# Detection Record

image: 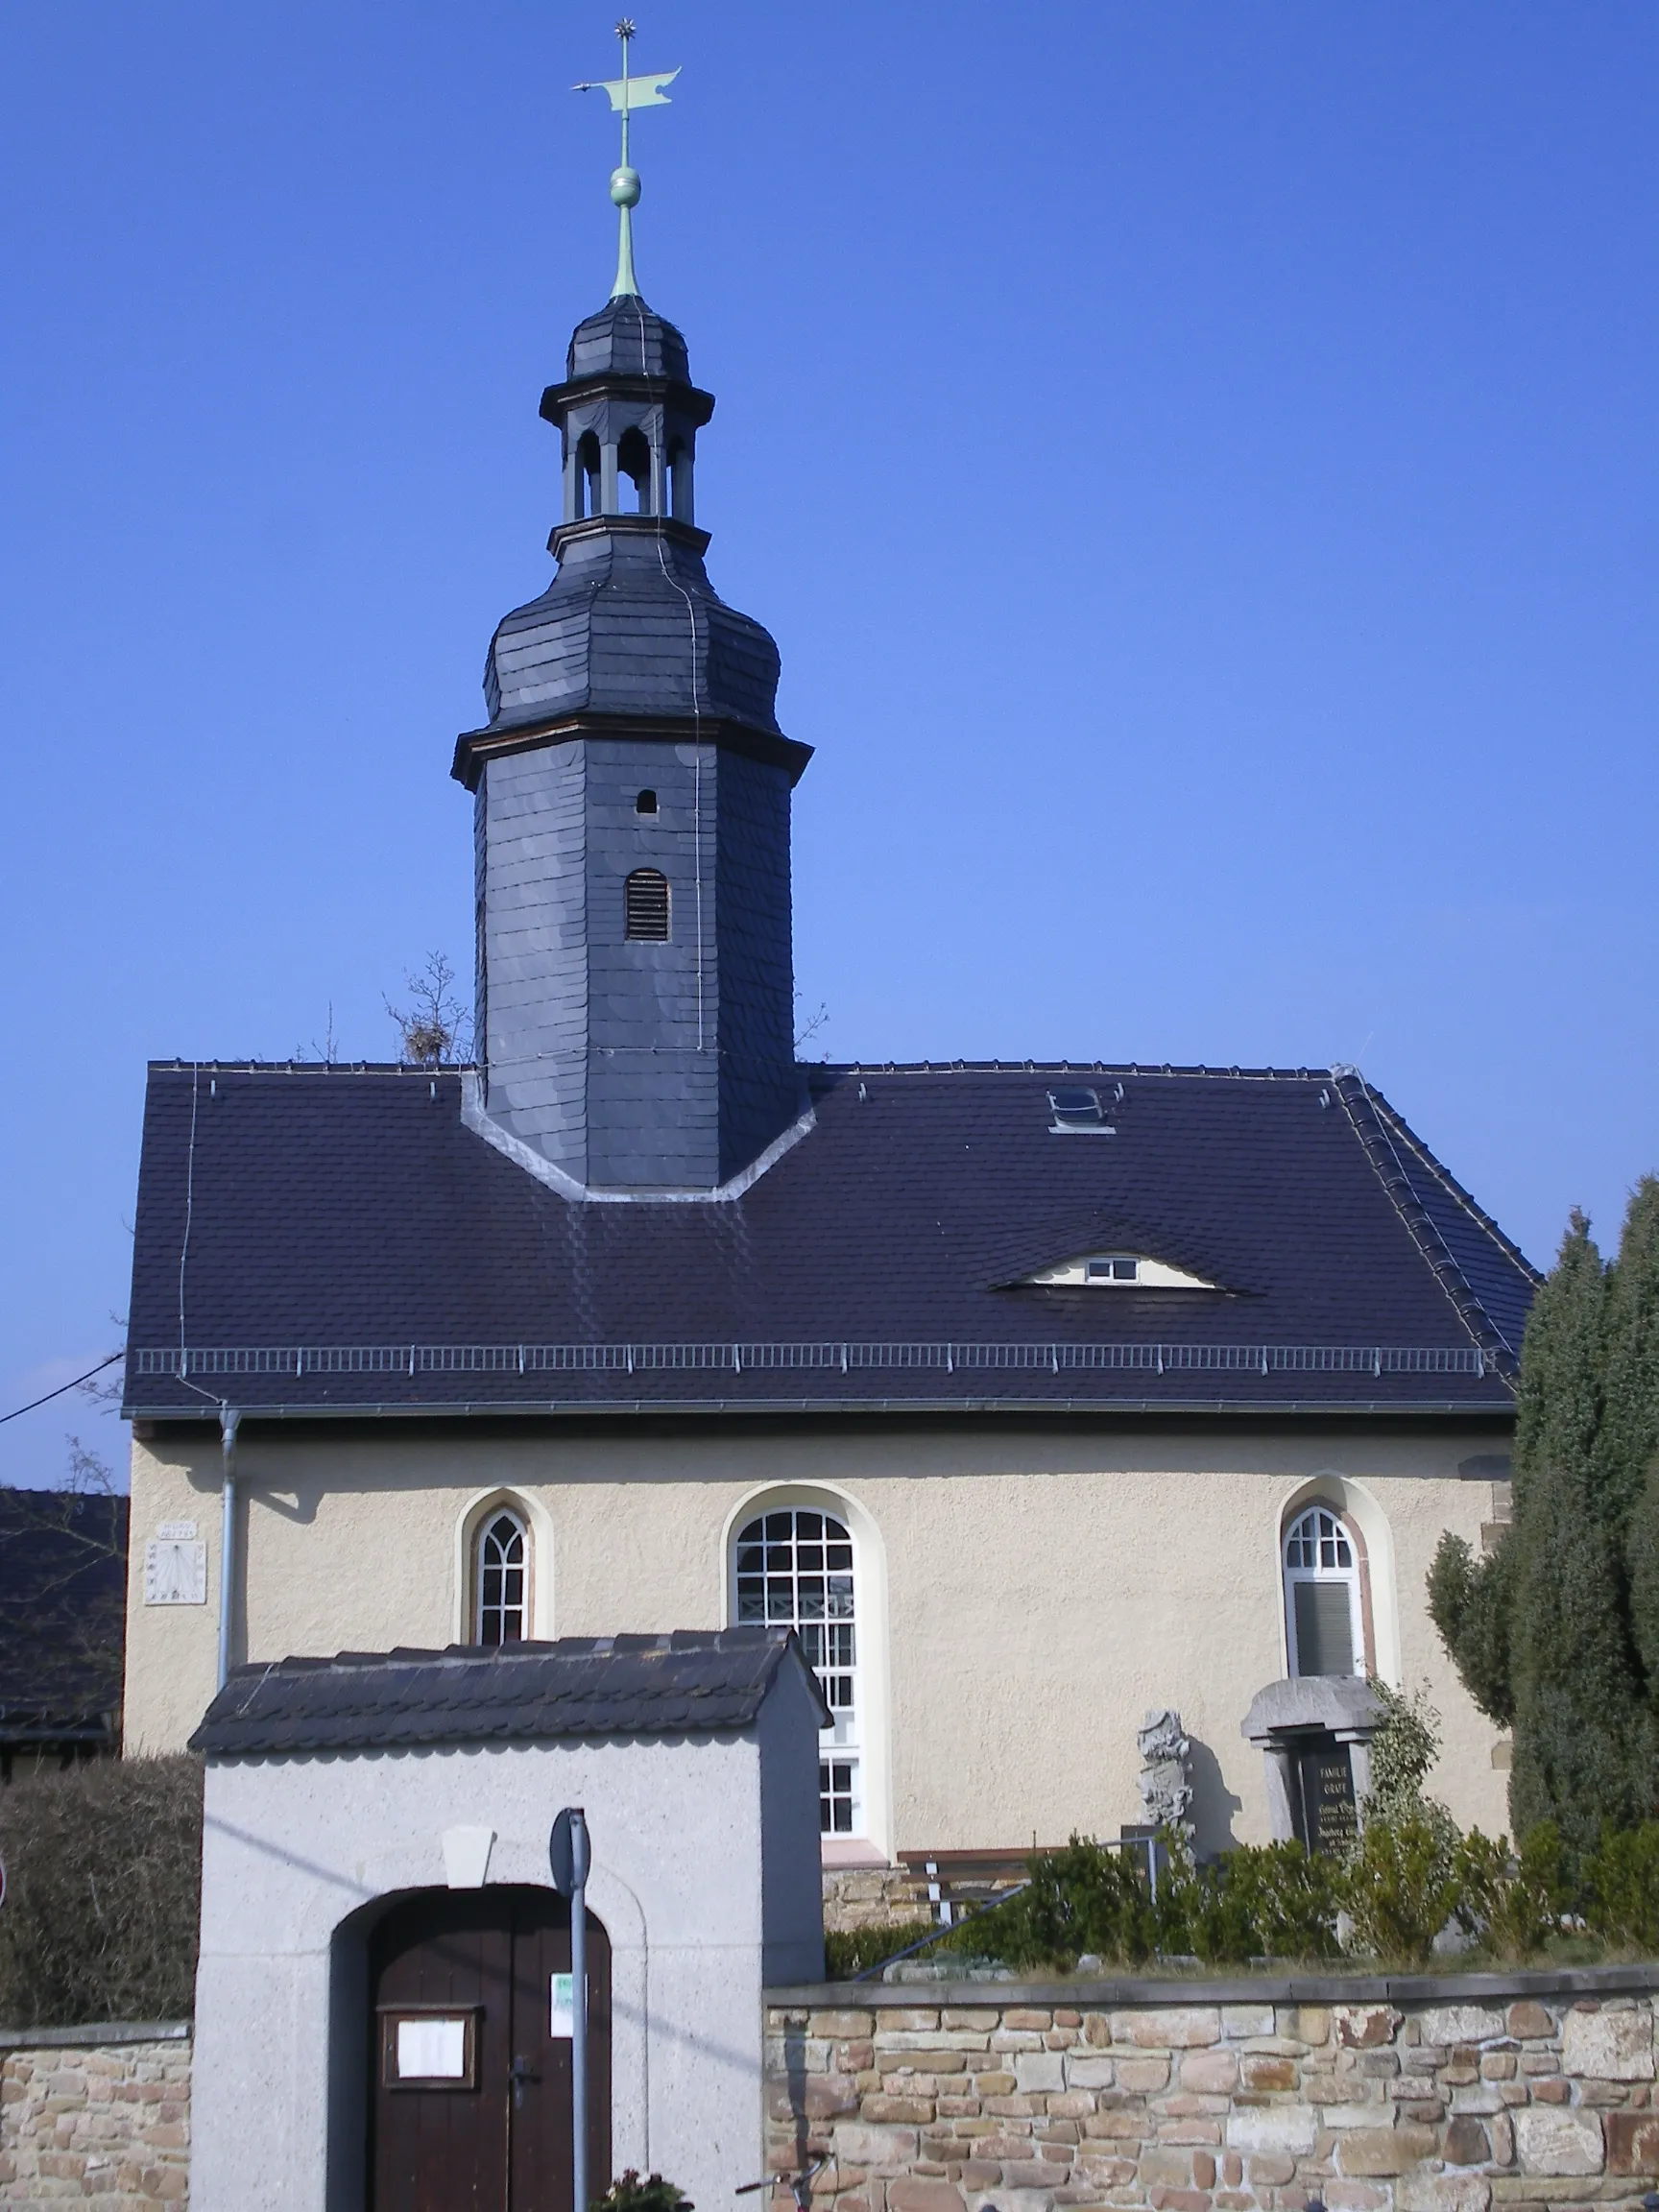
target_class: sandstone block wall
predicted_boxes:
[825,1869,931,1935]
[0,2029,189,2208]
[764,1983,1659,2212]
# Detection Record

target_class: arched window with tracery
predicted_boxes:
[733,1504,861,1836]
[1283,1503,1365,1678]
[475,1507,528,1647]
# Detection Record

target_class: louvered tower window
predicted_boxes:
[624,868,670,940]
[1283,1504,1363,1677]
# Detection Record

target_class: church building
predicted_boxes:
[120,87,1538,1907]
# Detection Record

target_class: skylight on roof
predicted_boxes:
[1047,1087,1114,1135]
[1025,1252,1220,1290]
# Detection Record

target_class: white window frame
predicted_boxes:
[1283,1503,1365,1678]
[732,1502,863,1837]
[474,1505,530,1647]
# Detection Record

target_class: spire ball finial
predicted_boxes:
[611,166,641,208]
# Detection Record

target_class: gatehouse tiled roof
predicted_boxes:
[124,1061,1536,1422]
[191,1625,824,1757]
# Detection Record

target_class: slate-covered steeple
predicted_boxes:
[452,290,812,1194]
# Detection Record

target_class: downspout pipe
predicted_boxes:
[216,1404,241,1692]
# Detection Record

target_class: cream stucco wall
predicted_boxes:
[124,1417,1514,1854]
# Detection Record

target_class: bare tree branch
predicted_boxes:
[385,951,473,1066]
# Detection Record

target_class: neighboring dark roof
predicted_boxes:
[0,1491,128,1744]
[125,1062,1538,1421]
[480,518,782,736]
[190,1625,826,1758]
[564,296,690,383]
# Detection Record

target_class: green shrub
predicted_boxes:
[0,1755,203,2026]
[1454,1824,1561,1962]
[1213,1841,1343,1960]
[1153,1849,1256,1965]
[1340,1815,1465,1966]
[965,1835,1155,1971]
[822,1917,936,1981]
[1148,1838,1339,1965]
[593,2173,693,2212]
[1586,1821,1659,1952]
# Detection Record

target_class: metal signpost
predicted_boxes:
[550,1807,592,2212]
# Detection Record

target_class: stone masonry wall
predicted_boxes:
[0,2029,189,2207]
[825,1869,931,1935]
[764,1983,1659,2212]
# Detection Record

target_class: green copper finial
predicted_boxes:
[573,20,681,300]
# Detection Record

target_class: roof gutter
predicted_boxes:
[216,1405,240,1693]
[130,1393,1516,1425]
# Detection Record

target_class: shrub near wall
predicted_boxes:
[764,1980,1659,2212]
[0,1758,202,2029]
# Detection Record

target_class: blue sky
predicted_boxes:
[1,3,1655,1485]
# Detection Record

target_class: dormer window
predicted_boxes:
[1024,1252,1220,1289]
[636,789,659,816]
[1047,1087,1112,1134]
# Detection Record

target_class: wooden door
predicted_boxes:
[370,1887,612,2212]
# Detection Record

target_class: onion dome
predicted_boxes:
[565,297,690,383]
[481,523,782,734]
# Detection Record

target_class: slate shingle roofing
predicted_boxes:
[125,1059,1536,1422]
[564,296,690,382]
[469,289,788,747]
[476,516,785,740]
[190,1625,825,1758]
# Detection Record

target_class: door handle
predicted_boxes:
[509,2055,539,2111]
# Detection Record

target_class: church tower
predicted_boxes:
[452,34,811,1194]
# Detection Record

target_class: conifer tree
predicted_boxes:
[1430,1200,1659,1871]
[1604,1180,1659,1691]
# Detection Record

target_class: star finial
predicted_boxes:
[573,22,681,299]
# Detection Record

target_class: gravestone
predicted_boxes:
[1293,1737,1358,1856]
[1136,1708,1194,1841]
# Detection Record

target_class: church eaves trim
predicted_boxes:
[458,1071,817,1204]
[450,709,813,792]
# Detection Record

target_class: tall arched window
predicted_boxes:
[733,1505,860,1836]
[1284,1503,1364,1677]
[475,1508,528,1647]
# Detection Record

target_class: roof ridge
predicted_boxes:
[830,1062,1329,1081]
[147,1060,475,1076]
[1358,1084,1543,1295]
[1332,1070,1529,1369]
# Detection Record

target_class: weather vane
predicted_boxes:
[574,19,681,301]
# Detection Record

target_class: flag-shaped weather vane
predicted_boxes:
[574,19,681,300]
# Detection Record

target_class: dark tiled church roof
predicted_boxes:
[191,1625,822,1757]
[125,1061,1536,1421]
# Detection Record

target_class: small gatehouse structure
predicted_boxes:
[187,1626,826,2212]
